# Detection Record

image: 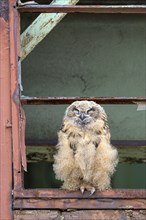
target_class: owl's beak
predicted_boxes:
[79,113,86,121]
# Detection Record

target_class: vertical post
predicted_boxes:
[9,0,23,190]
[0,0,12,219]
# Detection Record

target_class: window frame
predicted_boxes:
[11,1,146,210]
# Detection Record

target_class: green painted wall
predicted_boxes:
[21,14,146,142]
[21,14,146,188]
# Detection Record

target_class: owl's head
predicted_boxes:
[64,101,107,127]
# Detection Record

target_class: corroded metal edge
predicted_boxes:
[18,5,146,13]
[21,96,146,105]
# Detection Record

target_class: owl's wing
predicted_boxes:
[53,130,75,182]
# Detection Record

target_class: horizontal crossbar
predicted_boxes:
[13,189,146,210]
[21,96,146,105]
[14,189,146,199]
[17,5,146,13]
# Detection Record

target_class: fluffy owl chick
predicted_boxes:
[53,101,118,194]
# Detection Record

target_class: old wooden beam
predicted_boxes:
[20,0,79,61]
[13,189,146,210]
[26,145,146,163]
[20,96,146,105]
[13,197,146,209]
[14,210,60,220]
[14,210,146,220]
[14,189,146,199]
[18,4,146,13]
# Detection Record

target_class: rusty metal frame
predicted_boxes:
[21,96,146,105]
[18,4,146,13]
[0,1,13,218]
[5,0,145,212]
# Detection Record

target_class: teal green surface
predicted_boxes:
[24,162,146,189]
[21,14,146,141]
[21,14,146,188]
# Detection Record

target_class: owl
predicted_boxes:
[53,101,118,194]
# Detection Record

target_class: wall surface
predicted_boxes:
[21,14,146,190]
[21,13,146,142]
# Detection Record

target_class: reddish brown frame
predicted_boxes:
[1,1,145,214]
[0,1,13,218]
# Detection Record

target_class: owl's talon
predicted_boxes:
[89,187,95,196]
[80,186,85,194]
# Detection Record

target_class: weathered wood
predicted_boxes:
[13,198,146,210]
[26,145,146,163]
[13,189,146,210]
[63,210,146,220]
[14,210,60,220]
[10,1,24,191]
[14,210,146,220]
[21,96,146,105]
[14,189,146,199]
[20,0,79,61]
[18,4,146,13]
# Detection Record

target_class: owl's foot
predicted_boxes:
[80,186,85,194]
[89,187,96,196]
[80,186,96,195]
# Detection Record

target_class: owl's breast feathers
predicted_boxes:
[61,118,110,149]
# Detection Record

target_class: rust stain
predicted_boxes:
[18,5,146,14]
[20,96,146,105]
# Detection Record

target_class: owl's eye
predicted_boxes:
[87,108,96,114]
[73,107,79,114]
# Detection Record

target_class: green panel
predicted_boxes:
[112,163,146,189]
[22,14,146,189]
[21,14,146,141]
[24,162,146,189]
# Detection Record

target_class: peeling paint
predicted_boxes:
[20,96,146,105]
[20,0,79,60]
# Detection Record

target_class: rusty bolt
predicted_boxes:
[5,120,12,128]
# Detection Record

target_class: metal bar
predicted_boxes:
[20,96,146,105]
[0,1,12,219]
[18,5,146,13]
[13,198,146,210]
[14,189,146,199]
[21,0,79,61]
